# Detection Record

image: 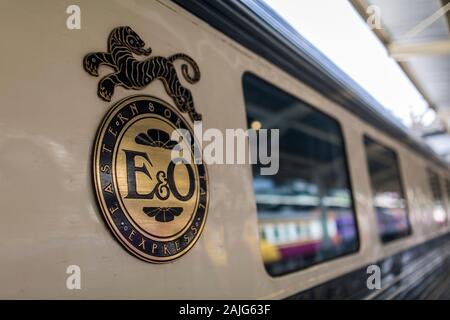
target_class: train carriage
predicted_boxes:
[0,0,449,299]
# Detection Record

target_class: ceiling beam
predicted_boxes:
[388,40,450,60]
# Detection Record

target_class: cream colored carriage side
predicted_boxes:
[0,0,449,299]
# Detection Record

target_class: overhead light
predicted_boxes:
[251,120,262,130]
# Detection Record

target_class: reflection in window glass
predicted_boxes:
[445,179,450,200]
[428,169,447,224]
[445,179,450,223]
[243,73,359,276]
[364,136,410,243]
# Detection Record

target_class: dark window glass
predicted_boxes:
[243,73,359,277]
[445,179,450,204]
[364,136,410,243]
[428,169,447,224]
[445,179,450,222]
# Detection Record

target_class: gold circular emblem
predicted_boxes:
[93,95,209,263]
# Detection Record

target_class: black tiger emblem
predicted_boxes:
[83,26,202,121]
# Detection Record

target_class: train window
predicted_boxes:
[427,169,447,224]
[242,73,359,277]
[363,136,411,243]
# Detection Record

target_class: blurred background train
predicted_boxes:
[0,0,449,299]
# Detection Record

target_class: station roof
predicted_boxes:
[351,0,450,160]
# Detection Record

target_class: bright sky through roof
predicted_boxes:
[264,0,436,127]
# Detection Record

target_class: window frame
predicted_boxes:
[427,167,448,224]
[427,168,443,206]
[363,134,412,244]
[242,72,361,277]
